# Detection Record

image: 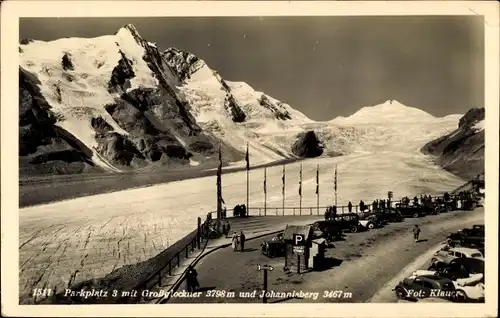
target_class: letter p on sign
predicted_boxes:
[293,234,305,246]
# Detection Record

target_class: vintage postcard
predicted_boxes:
[1,1,499,317]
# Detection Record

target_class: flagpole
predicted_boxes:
[317,164,319,215]
[299,164,302,216]
[264,167,267,216]
[217,144,222,220]
[246,142,249,216]
[282,164,285,216]
[335,164,338,207]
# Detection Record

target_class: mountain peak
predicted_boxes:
[331,100,435,124]
[116,24,140,36]
[115,24,145,46]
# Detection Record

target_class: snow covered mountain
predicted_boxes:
[19,24,463,176]
[19,24,321,175]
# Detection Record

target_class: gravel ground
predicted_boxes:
[168,208,484,303]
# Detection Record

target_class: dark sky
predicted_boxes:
[20,16,484,120]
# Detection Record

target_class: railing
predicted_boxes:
[245,203,401,216]
[129,193,465,302]
[216,194,458,217]
[128,212,218,303]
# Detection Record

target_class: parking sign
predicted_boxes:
[293,234,305,246]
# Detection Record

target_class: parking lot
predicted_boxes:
[168,207,484,303]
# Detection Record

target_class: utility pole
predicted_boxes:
[257,264,274,303]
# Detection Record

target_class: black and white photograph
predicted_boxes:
[1,1,498,317]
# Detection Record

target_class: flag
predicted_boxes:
[263,167,267,194]
[245,142,249,171]
[217,146,223,205]
[298,164,302,196]
[334,164,338,193]
[282,165,286,195]
[316,165,319,195]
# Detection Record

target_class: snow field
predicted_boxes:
[19,153,465,299]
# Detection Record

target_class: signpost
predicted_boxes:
[257,264,274,303]
[292,234,306,274]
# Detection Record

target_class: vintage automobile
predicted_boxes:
[446,227,484,249]
[431,246,483,267]
[409,270,485,302]
[429,257,484,275]
[358,219,378,230]
[326,213,361,233]
[453,281,485,302]
[394,203,428,218]
[260,237,285,258]
[356,212,381,229]
[433,201,452,213]
[312,213,361,241]
[393,274,457,301]
[374,210,404,223]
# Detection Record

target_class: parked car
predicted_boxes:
[429,257,484,276]
[431,246,483,267]
[393,275,456,301]
[394,203,427,218]
[358,219,378,230]
[447,227,484,249]
[312,213,361,241]
[260,238,285,258]
[453,282,485,302]
[376,210,404,223]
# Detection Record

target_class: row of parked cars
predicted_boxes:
[394,224,485,303]
[260,192,481,258]
[310,194,481,243]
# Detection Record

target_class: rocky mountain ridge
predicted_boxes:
[19,24,307,176]
[420,107,485,180]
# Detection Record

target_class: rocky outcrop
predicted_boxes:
[459,107,485,128]
[163,47,247,123]
[259,94,292,120]
[421,107,484,180]
[108,50,135,93]
[61,53,74,71]
[163,47,204,83]
[19,68,98,175]
[291,131,324,158]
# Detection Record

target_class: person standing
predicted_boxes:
[239,231,246,252]
[348,201,353,213]
[231,232,239,251]
[186,265,199,292]
[413,225,421,243]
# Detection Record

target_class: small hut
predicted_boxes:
[310,238,327,270]
[283,224,313,272]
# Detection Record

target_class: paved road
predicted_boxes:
[168,208,484,303]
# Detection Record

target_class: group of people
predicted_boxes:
[346,200,368,213]
[371,199,392,211]
[325,205,338,220]
[233,204,248,217]
[231,231,246,252]
[400,194,433,207]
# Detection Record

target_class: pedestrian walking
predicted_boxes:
[239,231,246,252]
[231,232,239,251]
[413,225,421,242]
[186,265,199,292]
[225,221,231,238]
